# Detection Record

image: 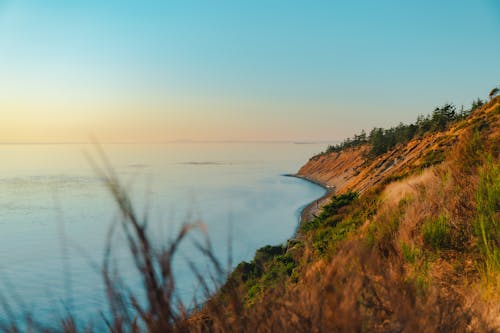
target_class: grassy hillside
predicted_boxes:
[191,95,500,332]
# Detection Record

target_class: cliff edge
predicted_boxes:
[194,95,500,333]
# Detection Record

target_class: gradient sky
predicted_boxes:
[1,0,499,143]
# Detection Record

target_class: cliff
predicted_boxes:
[296,98,499,220]
[197,95,500,332]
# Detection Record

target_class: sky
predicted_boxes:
[0,0,499,143]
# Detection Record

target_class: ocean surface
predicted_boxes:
[0,142,326,325]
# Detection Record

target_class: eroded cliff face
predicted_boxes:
[297,114,484,195]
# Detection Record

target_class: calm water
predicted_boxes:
[0,142,326,324]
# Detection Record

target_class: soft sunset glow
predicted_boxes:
[1,1,499,143]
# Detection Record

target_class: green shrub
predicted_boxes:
[227,245,300,305]
[312,217,362,257]
[231,261,262,283]
[300,192,363,257]
[254,245,286,268]
[319,192,359,219]
[262,254,296,282]
[422,214,452,250]
[302,192,358,232]
[229,244,291,290]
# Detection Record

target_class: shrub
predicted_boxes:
[255,245,286,268]
[318,192,358,221]
[302,192,358,232]
[312,217,362,257]
[232,261,262,283]
[263,254,296,281]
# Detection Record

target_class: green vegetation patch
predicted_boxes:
[475,156,500,275]
[302,192,358,232]
[422,214,452,250]
[312,216,361,256]
[226,243,300,304]
[301,191,383,258]
[401,242,422,264]
[399,241,433,294]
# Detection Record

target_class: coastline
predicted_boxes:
[283,174,334,233]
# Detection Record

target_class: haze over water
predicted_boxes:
[0,142,326,323]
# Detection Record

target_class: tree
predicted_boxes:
[368,127,387,157]
[430,104,456,132]
[471,98,484,112]
[359,129,367,142]
[489,87,499,100]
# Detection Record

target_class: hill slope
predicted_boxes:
[83,95,498,333]
[193,96,500,332]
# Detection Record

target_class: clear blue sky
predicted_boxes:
[1,0,499,142]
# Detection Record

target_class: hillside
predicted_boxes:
[48,95,498,333]
[298,101,494,201]
[190,95,500,332]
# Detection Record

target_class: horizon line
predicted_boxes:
[0,139,339,145]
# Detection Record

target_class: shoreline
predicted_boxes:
[282,174,334,234]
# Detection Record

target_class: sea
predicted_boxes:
[0,142,326,326]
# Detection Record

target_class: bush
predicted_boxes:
[317,192,359,221]
[232,261,262,283]
[255,245,286,268]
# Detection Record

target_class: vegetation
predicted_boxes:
[323,101,481,159]
[301,191,358,232]
[401,242,422,264]
[489,86,499,100]
[226,244,298,303]
[475,155,500,279]
[422,214,452,250]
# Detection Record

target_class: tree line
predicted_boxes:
[324,97,488,159]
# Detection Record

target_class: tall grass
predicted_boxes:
[422,214,452,250]
[475,156,500,280]
[87,146,230,332]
